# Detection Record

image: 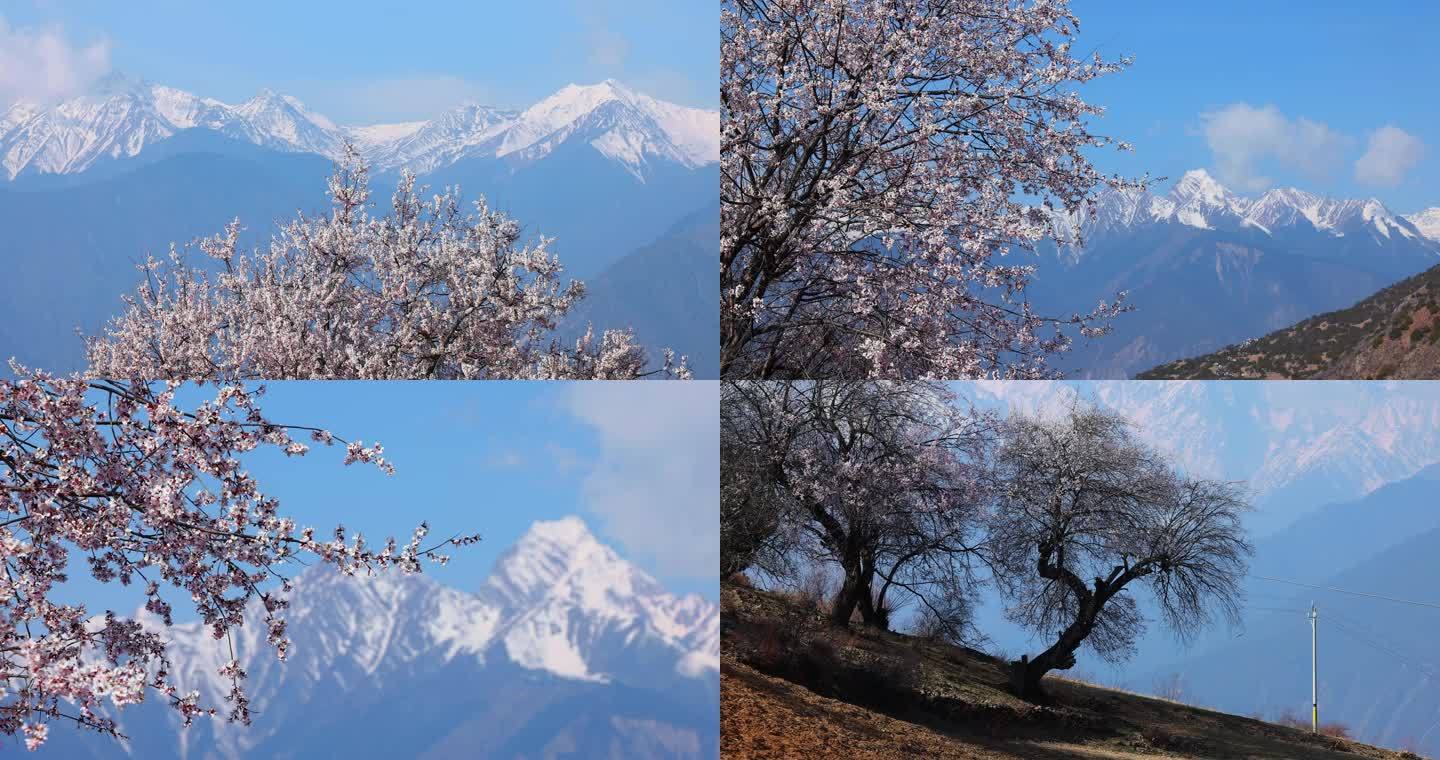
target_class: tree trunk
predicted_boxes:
[830,566,866,626]
[855,555,887,630]
[1016,609,1099,700]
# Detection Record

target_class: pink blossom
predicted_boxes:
[86,147,689,380]
[0,372,479,748]
[721,0,1137,378]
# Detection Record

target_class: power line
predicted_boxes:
[1328,618,1440,678]
[1244,605,1308,614]
[1250,575,1440,612]
[1328,610,1440,674]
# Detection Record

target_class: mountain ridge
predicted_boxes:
[1137,261,1440,379]
[1029,170,1440,378]
[0,75,718,181]
[39,516,718,759]
[1049,169,1434,255]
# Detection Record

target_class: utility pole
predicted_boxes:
[1309,602,1318,733]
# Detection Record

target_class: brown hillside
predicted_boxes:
[720,582,1424,760]
[1137,263,1440,379]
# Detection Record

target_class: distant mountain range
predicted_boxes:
[37,517,719,759]
[565,202,719,378]
[0,73,717,181]
[1153,466,1440,758]
[0,76,719,376]
[974,380,1440,537]
[1027,169,1440,378]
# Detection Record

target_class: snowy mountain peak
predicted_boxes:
[1407,208,1440,241]
[0,77,717,181]
[483,515,653,610]
[123,514,716,721]
[524,514,599,546]
[1171,168,1231,205]
[1044,169,1438,256]
[481,517,717,683]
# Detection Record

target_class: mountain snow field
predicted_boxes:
[0,74,719,180]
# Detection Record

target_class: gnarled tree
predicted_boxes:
[86,147,688,381]
[0,373,478,749]
[988,403,1251,700]
[721,0,1134,379]
[722,379,993,630]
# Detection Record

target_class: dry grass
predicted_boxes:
[722,582,1423,760]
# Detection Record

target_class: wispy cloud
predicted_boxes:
[483,449,527,470]
[545,443,586,476]
[575,0,630,71]
[1198,103,1349,191]
[1355,126,1427,187]
[562,382,717,579]
[0,16,109,109]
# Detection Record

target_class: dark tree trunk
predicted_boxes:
[1016,616,1094,700]
[855,554,887,630]
[1014,539,1136,701]
[830,566,866,626]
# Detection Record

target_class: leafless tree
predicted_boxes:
[988,402,1251,700]
[721,380,994,629]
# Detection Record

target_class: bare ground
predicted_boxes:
[721,582,1424,760]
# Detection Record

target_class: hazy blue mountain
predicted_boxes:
[974,381,1440,537]
[35,518,719,759]
[0,148,334,373]
[0,78,717,375]
[1152,499,1440,756]
[565,202,719,378]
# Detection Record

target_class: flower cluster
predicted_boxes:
[86,146,689,381]
[0,373,478,748]
[721,0,1134,378]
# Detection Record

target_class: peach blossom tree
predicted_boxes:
[0,373,478,749]
[721,0,1134,379]
[86,148,688,381]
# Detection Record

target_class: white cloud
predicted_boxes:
[545,443,586,476]
[1354,125,1426,186]
[586,27,629,69]
[484,449,527,469]
[1198,103,1349,191]
[0,16,109,109]
[575,0,630,71]
[563,382,717,579]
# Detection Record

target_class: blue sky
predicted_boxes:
[59,381,719,623]
[0,0,716,121]
[1070,0,1440,212]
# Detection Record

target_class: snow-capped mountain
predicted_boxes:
[0,75,718,181]
[1050,169,1434,255]
[973,381,1440,535]
[1029,170,1440,378]
[156,516,715,698]
[474,516,718,682]
[42,517,717,759]
[1407,207,1440,241]
[0,75,720,377]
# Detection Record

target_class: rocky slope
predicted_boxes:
[1138,263,1440,379]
